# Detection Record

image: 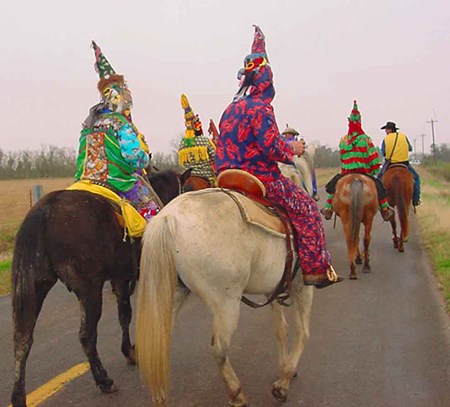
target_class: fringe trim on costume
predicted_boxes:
[179,145,209,166]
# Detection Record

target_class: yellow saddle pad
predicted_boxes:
[67,181,147,238]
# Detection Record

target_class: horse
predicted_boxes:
[11,169,191,407]
[382,165,414,252]
[332,174,379,279]
[135,189,313,406]
[278,144,316,197]
[182,174,212,191]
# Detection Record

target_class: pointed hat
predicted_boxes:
[91,41,125,93]
[347,100,364,136]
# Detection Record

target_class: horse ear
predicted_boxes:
[180,168,193,186]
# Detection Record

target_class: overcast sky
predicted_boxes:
[2,0,449,156]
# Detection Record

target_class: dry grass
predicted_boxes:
[416,167,450,312]
[316,168,338,187]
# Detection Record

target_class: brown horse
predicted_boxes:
[332,174,379,279]
[182,175,212,191]
[11,169,191,407]
[382,165,414,252]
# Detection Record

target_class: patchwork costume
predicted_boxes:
[178,94,216,186]
[75,41,159,222]
[379,121,421,206]
[215,26,336,287]
[321,101,392,220]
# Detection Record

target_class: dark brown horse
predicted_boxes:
[11,169,191,407]
[332,174,379,279]
[382,165,413,252]
[182,175,213,191]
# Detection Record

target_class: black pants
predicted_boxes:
[325,173,387,202]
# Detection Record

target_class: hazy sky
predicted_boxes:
[2,0,449,156]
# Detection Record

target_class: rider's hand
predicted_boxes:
[290,140,306,156]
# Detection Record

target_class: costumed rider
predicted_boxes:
[75,41,160,222]
[320,100,394,222]
[215,25,342,289]
[281,125,319,201]
[379,121,421,207]
[178,94,216,186]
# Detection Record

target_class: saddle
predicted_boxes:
[217,169,300,308]
[67,181,147,238]
[387,162,409,171]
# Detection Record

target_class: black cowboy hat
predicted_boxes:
[380,121,399,131]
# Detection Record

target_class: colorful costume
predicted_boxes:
[215,26,335,287]
[75,41,159,221]
[281,125,319,200]
[178,94,216,186]
[379,121,421,206]
[321,101,391,219]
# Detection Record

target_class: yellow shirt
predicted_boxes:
[384,132,411,163]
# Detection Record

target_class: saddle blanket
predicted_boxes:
[190,188,288,238]
[66,181,147,238]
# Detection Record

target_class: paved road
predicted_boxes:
[1,205,449,407]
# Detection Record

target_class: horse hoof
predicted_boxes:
[363,266,371,273]
[100,381,118,394]
[126,345,136,365]
[349,275,358,280]
[272,386,288,403]
[355,257,363,265]
[399,247,405,253]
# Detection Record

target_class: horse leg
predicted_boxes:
[111,279,135,365]
[355,246,363,265]
[390,215,399,249]
[76,284,117,393]
[362,220,373,273]
[272,285,313,403]
[11,278,56,407]
[209,299,247,407]
[342,218,357,279]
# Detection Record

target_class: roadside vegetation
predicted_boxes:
[416,162,450,312]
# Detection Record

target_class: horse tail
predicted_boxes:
[350,179,363,249]
[394,174,408,238]
[135,214,177,404]
[11,206,49,336]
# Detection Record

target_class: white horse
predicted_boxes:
[135,189,313,406]
[278,144,316,197]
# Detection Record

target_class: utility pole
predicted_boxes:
[427,118,438,164]
[413,138,417,160]
[420,133,426,160]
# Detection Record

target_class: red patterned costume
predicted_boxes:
[215,26,339,287]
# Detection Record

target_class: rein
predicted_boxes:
[220,189,300,308]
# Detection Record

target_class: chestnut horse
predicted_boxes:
[332,174,378,279]
[11,169,191,407]
[182,175,212,191]
[382,165,414,252]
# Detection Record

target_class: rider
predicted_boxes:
[281,125,319,201]
[320,100,394,222]
[75,41,159,221]
[215,25,342,289]
[178,94,216,186]
[379,121,421,207]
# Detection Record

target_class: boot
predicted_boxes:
[381,207,394,222]
[320,207,333,220]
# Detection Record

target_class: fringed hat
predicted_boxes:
[91,41,126,94]
[347,100,365,137]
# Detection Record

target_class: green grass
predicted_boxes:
[0,259,12,296]
[417,167,450,313]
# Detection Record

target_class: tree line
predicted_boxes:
[1,142,450,179]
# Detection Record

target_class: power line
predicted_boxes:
[426,118,438,164]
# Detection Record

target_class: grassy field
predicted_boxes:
[415,167,450,312]
[0,178,73,295]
